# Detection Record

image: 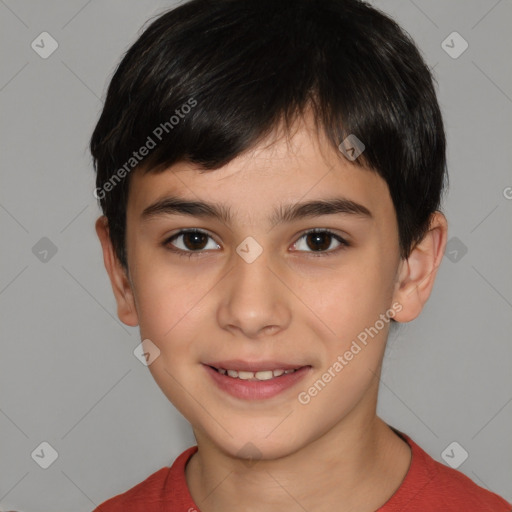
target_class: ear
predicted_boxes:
[95,216,139,327]
[392,211,448,323]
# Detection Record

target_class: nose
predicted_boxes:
[216,249,292,340]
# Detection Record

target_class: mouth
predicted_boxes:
[203,361,311,400]
[207,365,301,381]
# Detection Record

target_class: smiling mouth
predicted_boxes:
[207,365,306,381]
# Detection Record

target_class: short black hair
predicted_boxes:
[90,0,447,268]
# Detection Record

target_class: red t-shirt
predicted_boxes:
[93,430,511,511]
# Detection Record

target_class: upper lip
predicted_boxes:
[204,360,308,372]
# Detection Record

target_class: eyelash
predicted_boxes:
[162,228,350,259]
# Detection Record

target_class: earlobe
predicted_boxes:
[392,212,448,323]
[95,216,139,327]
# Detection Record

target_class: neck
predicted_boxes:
[185,412,411,512]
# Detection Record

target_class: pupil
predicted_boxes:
[308,232,330,251]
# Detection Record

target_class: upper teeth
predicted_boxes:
[218,368,297,380]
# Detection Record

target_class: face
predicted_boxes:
[103,116,424,460]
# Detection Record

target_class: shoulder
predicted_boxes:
[382,430,511,512]
[426,460,511,510]
[92,466,170,511]
[91,446,198,511]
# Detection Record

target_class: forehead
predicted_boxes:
[127,118,394,227]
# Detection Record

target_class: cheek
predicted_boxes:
[308,252,395,342]
[130,258,216,378]
[295,355,380,442]
[133,274,175,339]
[130,249,198,336]
[296,264,394,421]
[135,266,208,416]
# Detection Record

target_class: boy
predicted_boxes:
[90,0,511,510]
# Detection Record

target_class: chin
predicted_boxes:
[201,420,310,463]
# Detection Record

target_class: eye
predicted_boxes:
[163,228,349,259]
[163,229,220,258]
[291,229,349,256]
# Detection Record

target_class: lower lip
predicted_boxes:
[203,364,311,400]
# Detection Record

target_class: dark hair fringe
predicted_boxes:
[91,0,447,267]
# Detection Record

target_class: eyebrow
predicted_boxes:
[141,195,373,227]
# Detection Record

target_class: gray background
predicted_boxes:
[1,0,511,509]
